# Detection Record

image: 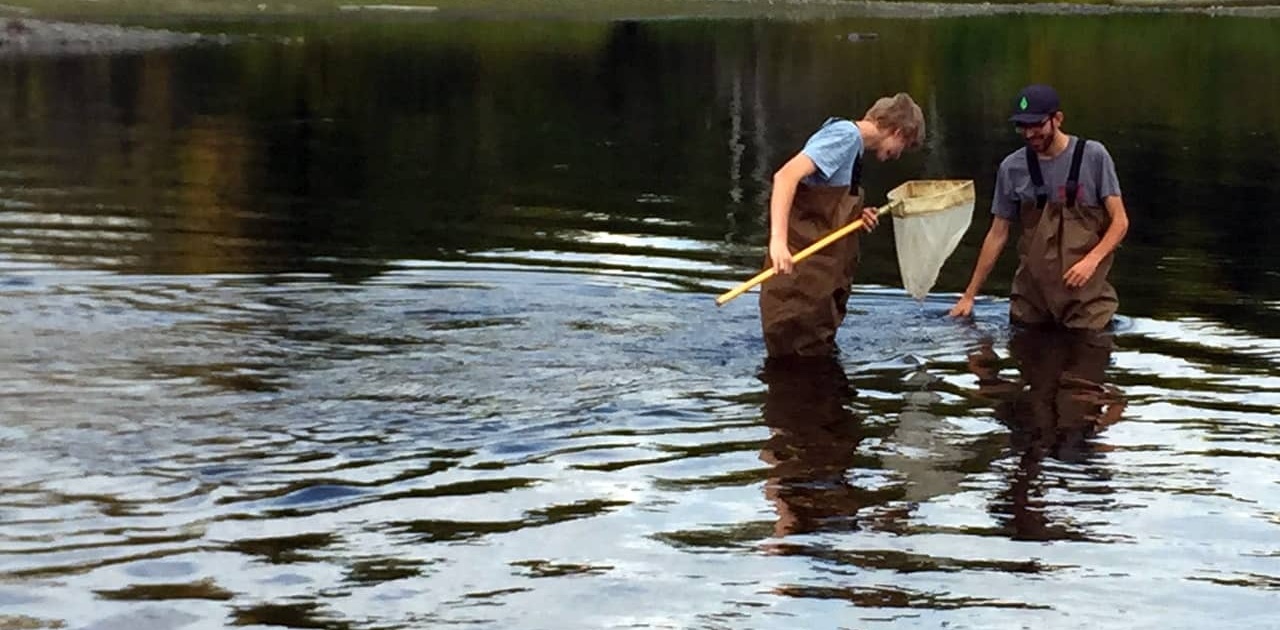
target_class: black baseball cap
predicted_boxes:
[1009,84,1060,124]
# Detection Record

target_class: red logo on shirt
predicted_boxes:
[1057,184,1082,203]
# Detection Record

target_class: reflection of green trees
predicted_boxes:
[915,15,1280,329]
[1,14,1277,328]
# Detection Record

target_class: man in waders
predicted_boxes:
[761,93,925,358]
[948,84,1130,329]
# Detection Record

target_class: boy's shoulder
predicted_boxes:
[814,117,859,136]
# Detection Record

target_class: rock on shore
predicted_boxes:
[0,17,218,57]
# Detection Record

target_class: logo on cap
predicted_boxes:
[1020,96,1029,111]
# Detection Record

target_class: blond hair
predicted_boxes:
[864,93,925,148]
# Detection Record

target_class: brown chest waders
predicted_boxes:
[760,159,864,358]
[1011,139,1118,330]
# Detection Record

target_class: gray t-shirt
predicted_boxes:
[992,136,1122,219]
[800,117,864,187]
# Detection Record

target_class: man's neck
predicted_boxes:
[1039,132,1071,159]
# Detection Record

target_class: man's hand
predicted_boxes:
[769,236,794,274]
[1064,255,1100,289]
[949,295,975,318]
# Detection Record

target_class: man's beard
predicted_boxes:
[1025,133,1051,153]
[1024,122,1057,154]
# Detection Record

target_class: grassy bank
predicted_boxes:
[2,0,1278,22]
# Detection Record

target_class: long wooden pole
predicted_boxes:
[715,200,902,307]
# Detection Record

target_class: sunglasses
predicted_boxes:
[1014,117,1053,132]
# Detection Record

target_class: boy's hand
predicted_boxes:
[860,207,880,232]
[769,237,794,274]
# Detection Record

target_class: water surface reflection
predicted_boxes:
[0,8,1278,630]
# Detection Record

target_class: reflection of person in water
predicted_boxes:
[969,326,1126,541]
[758,357,900,538]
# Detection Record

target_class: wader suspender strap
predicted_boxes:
[848,154,863,195]
[1025,146,1049,210]
[1065,138,1087,207]
[1025,138,1088,208]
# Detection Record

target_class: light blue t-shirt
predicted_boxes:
[800,117,864,187]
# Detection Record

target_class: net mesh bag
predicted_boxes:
[886,180,975,300]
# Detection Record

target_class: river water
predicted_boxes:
[1,7,1278,630]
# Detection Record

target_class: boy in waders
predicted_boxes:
[948,84,1131,330]
[761,93,925,358]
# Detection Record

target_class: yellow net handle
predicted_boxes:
[714,199,904,307]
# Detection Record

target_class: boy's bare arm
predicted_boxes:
[768,153,818,274]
